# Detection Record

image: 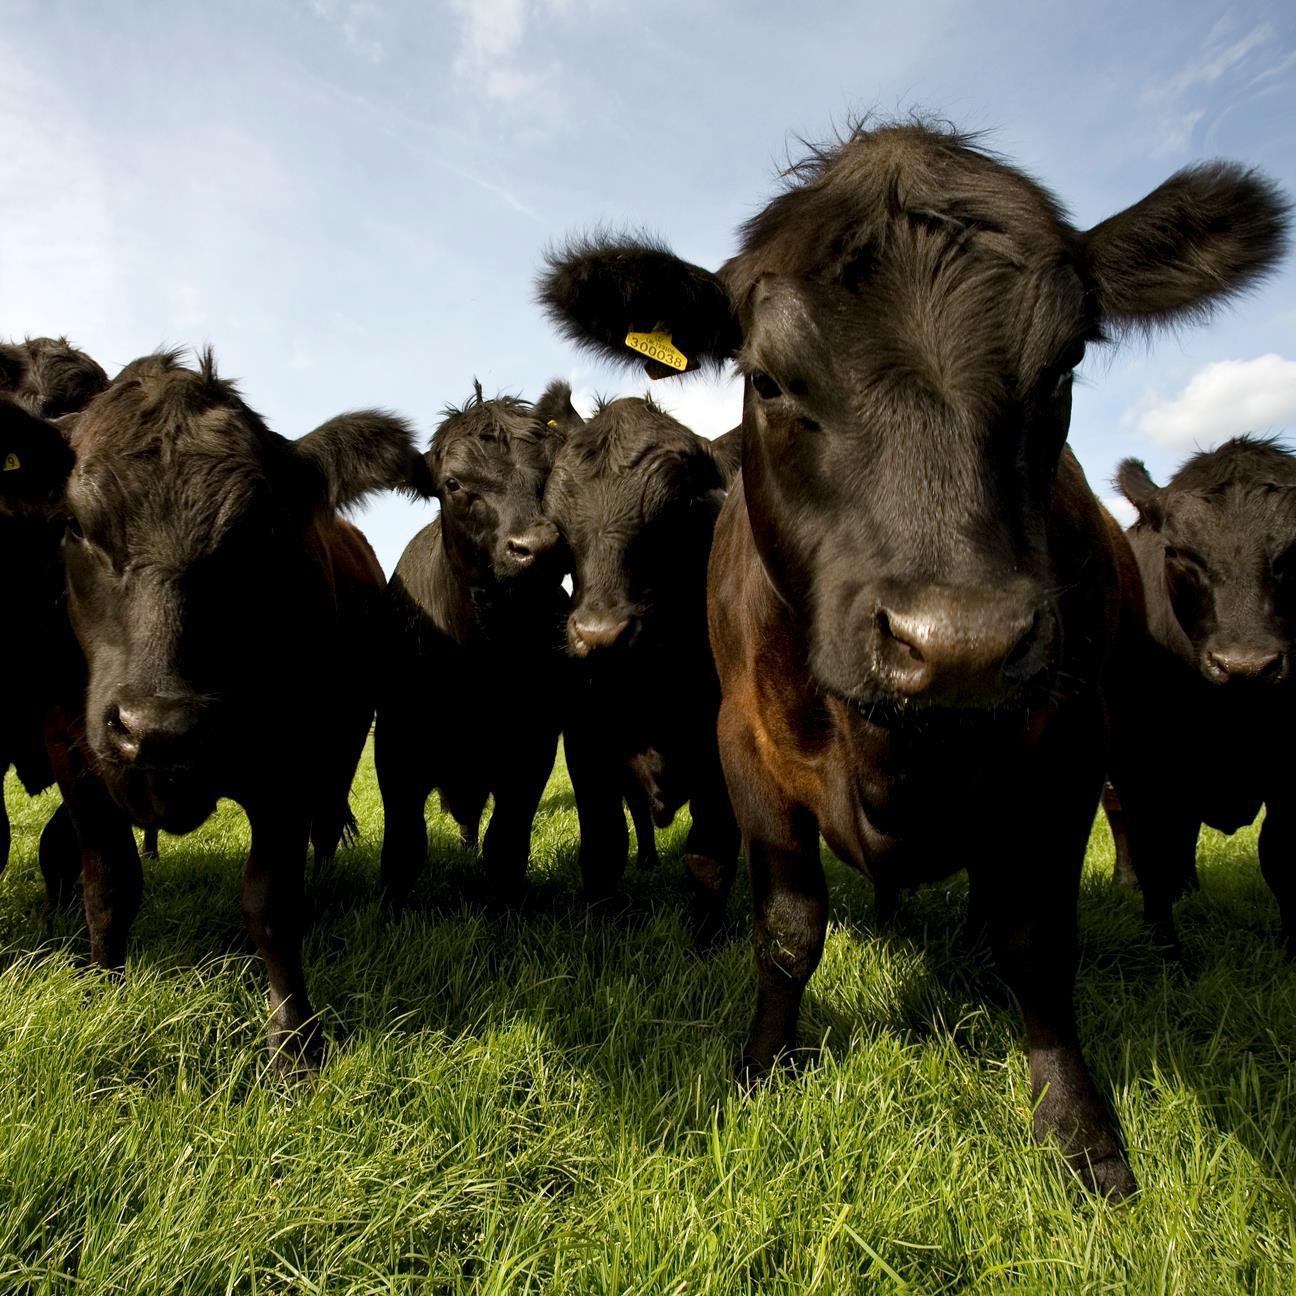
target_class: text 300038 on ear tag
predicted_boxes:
[624,331,688,371]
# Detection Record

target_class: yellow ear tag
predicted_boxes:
[3,453,19,472]
[624,330,688,371]
[547,419,559,429]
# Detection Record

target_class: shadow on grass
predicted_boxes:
[2,767,1292,1196]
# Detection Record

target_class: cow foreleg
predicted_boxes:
[1259,804,1296,958]
[1101,783,1137,888]
[625,781,659,870]
[740,809,825,1083]
[482,730,557,906]
[683,756,740,949]
[375,718,433,912]
[983,865,1134,1199]
[38,803,81,914]
[566,719,629,903]
[242,813,321,1078]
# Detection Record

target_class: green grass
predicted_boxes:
[0,744,1292,1294]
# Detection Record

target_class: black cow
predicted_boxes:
[0,336,109,419]
[0,337,110,884]
[1107,436,1296,955]
[539,384,739,938]
[56,349,429,1075]
[376,386,568,907]
[537,118,1289,1197]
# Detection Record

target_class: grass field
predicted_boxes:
[0,744,1292,1294]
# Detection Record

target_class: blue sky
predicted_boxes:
[2,0,1293,571]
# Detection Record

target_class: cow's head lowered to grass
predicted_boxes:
[63,349,431,831]
[539,120,1290,712]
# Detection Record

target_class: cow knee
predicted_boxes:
[758,891,825,980]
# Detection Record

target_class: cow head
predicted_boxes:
[0,336,109,419]
[62,349,430,830]
[1119,439,1296,686]
[538,121,1289,713]
[0,399,75,519]
[427,383,565,586]
[542,394,729,657]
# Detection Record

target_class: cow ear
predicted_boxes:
[0,344,25,393]
[292,409,435,512]
[533,379,584,437]
[706,426,742,487]
[0,397,75,516]
[537,235,741,377]
[1084,163,1290,332]
[1116,458,1165,527]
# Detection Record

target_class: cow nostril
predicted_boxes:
[507,538,533,559]
[572,616,630,651]
[876,609,924,662]
[1002,612,1042,678]
[106,707,129,738]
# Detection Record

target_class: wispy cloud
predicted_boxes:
[1145,21,1273,101]
[308,0,385,63]
[1130,354,1296,448]
[1140,17,1276,155]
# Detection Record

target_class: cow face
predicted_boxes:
[1119,440,1296,686]
[62,350,428,830]
[0,336,108,419]
[542,396,726,657]
[538,122,1289,713]
[0,399,75,519]
[427,387,563,585]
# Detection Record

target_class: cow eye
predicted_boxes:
[64,516,85,541]
[1165,545,1206,571]
[750,371,782,401]
[444,478,461,494]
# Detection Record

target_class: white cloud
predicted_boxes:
[454,0,527,64]
[309,0,385,63]
[0,41,115,343]
[1101,495,1138,528]
[164,279,204,331]
[450,0,566,104]
[1132,354,1296,448]
[649,372,743,441]
[567,369,742,442]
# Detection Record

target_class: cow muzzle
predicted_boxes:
[817,582,1055,710]
[101,694,205,768]
[501,522,560,574]
[1202,643,1289,686]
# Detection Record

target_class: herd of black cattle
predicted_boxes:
[1,121,1293,1202]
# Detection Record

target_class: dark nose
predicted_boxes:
[1204,646,1287,684]
[103,695,202,765]
[504,522,560,568]
[568,611,631,656]
[874,594,1045,704]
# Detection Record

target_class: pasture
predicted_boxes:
[0,744,1291,1294]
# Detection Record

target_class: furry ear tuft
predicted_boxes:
[1115,457,1164,526]
[294,410,434,511]
[533,379,584,437]
[707,426,742,487]
[537,234,741,374]
[1086,163,1291,333]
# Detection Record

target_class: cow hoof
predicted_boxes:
[267,1026,325,1082]
[735,1053,772,1093]
[1077,1152,1138,1203]
[735,1045,800,1093]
